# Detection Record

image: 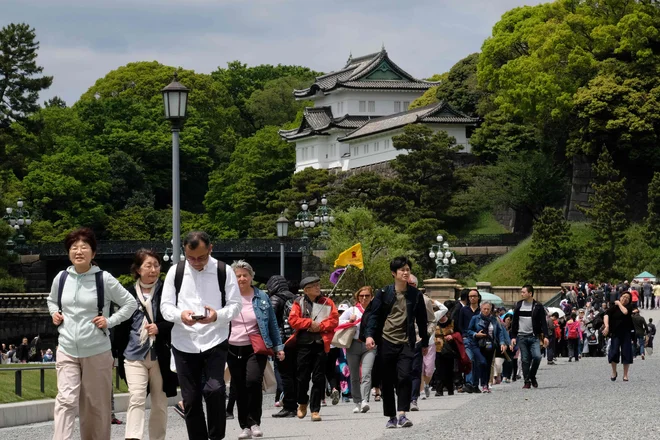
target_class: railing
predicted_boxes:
[454,233,528,247]
[0,293,49,310]
[24,239,308,257]
[1,365,55,396]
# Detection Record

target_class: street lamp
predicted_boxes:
[294,199,316,239]
[276,215,289,276]
[313,194,334,239]
[162,71,190,263]
[163,240,185,265]
[428,234,457,278]
[3,197,32,250]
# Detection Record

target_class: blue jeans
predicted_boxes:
[518,335,541,383]
[464,340,488,387]
[464,340,476,386]
[637,336,646,356]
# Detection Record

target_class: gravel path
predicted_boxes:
[3,307,659,439]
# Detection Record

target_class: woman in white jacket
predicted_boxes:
[339,286,375,414]
[47,228,137,440]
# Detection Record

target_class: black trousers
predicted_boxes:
[173,343,228,440]
[410,342,423,401]
[227,344,268,430]
[275,345,298,412]
[325,347,340,392]
[434,354,454,395]
[380,339,414,418]
[297,343,326,413]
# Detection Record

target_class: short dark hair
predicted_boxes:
[130,248,161,279]
[522,284,534,296]
[390,256,412,273]
[552,312,559,318]
[64,227,97,253]
[459,289,470,302]
[183,231,211,250]
[650,318,654,323]
[570,311,577,320]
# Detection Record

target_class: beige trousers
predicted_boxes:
[53,349,113,440]
[124,357,168,440]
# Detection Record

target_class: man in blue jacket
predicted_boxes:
[365,256,428,430]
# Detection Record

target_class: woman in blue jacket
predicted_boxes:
[467,301,507,393]
[229,260,285,439]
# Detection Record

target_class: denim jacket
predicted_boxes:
[467,313,506,345]
[251,287,285,352]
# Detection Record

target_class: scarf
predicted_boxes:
[135,280,156,347]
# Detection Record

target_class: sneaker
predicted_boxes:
[481,386,491,393]
[361,401,370,413]
[274,401,281,408]
[424,384,431,398]
[523,382,531,389]
[297,404,308,419]
[272,408,296,418]
[410,400,419,411]
[238,428,252,439]
[420,394,426,400]
[642,354,646,360]
[321,399,327,407]
[386,417,397,429]
[398,415,413,428]
[111,418,122,425]
[547,361,556,365]
[353,404,360,414]
[250,425,263,438]
[343,396,351,403]
[311,412,322,422]
[331,389,340,405]
[504,378,511,383]
[226,412,234,420]
[531,378,538,388]
[435,390,443,397]
[173,403,185,419]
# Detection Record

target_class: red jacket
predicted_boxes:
[288,295,339,353]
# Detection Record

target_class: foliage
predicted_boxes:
[646,172,660,245]
[525,207,576,285]
[435,53,483,117]
[321,207,411,292]
[0,23,52,129]
[468,237,533,286]
[0,275,25,293]
[409,86,440,109]
[579,148,628,280]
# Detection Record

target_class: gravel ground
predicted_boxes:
[3,307,660,440]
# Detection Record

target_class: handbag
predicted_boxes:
[242,312,274,356]
[262,360,277,393]
[332,326,356,349]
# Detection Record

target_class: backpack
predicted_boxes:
[57,270,105,318]
[282,297,296,340]
[590,312,605,331]
[566,322,579,339]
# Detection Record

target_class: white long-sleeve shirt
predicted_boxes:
[160,257,242,353]
[339,306,364,340]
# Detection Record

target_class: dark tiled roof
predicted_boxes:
[337,102,479,142]
[278,108,374,141]
[293,49,439,98]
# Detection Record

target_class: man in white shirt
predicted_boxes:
[161,231,242,440]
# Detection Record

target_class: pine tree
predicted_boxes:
[526,207,575,285]
[645,172,660,246]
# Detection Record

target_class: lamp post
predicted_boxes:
[163,240,185,265]
[428,234,457,278]
[276,215,289,276]
[313,194,334,239]
[294,200,316,239]
[3,198,32,250]
[161,72,190,263]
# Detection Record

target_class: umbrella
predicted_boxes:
[547,307,565,318]
[478,291,504,307]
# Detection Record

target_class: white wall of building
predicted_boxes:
[313,90,423,117]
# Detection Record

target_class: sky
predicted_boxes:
[1,0,546,106]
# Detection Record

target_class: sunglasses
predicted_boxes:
[358,294,372,298]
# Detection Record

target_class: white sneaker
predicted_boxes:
[250,425,263,438]
[238,428,252,439]
[420,394,427,400]
[360,401,370,413]
[353,404,360,413]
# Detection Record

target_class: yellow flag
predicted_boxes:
[334,243,364,270]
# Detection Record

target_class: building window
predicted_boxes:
[403,101,410,110]
[311,146,315,158]
[364,144,369,154]
[368,101,375,112]
[337,102,344,114]
[375,141,380,152]
[385,139,390,149]
[359,101,366,112]
[394,101,401,113]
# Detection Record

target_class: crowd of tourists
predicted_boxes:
[41,226,657,440]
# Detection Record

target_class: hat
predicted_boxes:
[338,302,350,312]
[300,276,321,289]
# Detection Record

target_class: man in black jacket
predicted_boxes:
[267,275,298,418]
[365,256,428,430]
[511,285,549,389]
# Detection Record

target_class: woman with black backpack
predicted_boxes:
[466,301,507,393]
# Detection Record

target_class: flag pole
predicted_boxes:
[329,265,351,296]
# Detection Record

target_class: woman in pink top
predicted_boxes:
[228,260,285,440]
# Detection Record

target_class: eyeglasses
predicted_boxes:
[186,253,210,264]
[468,295,478,298]
[358,294,372,298]
[142,264,161,270]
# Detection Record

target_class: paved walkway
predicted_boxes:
[3,307,659,439]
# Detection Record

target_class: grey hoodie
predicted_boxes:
[47,266,137,358]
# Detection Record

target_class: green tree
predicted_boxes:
[0,23,53,128]
[245,76,313,130]
[579,147,628,280]
[322,207,411,292]
[525,207,575,285]
[645,171,660,245]
[435,53,484,117]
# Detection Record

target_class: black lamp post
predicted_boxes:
[3,197,32,250]
[161,72,190,263]
[276,215,289,276]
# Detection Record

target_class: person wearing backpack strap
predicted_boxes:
[565,312,582,362]
[160,231,242,440]
[47,228,137,440]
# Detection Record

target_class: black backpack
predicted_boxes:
[282,297,296,340]
[57,270,106,335]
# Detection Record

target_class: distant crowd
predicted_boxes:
[0,337,53,364]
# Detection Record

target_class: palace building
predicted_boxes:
[279,48,479,173]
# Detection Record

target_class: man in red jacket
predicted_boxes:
[288,276,338,422]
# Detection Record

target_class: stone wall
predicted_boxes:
[8,255,48,293]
